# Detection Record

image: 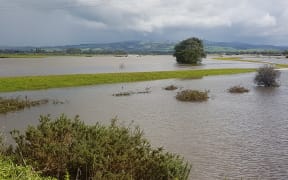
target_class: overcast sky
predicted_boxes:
[0,0,288,46]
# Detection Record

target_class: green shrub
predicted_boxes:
[228,85,249,93]
[10,115,191,180]
[176,89,209,102]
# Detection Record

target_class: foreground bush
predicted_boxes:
[176,89,209,102]
[254,65,280,87]
[10,115,191,180]
[228,85,249,93]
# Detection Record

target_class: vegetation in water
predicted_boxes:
[0,68,255,92]
[112,91,132,96]
[0,97,49,114]
[176,89,209,102]
[254,65,280,87]
[228,85,249,93]
[8,114,191,180]
[164,85,178,90]
[113,87,151,96]
[174,37,206,64]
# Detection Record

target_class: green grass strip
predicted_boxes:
[213,57,288,68]
[213,57,242,61]
[0,69,255,92]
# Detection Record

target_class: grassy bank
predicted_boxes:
[0,69,255,92]
[213,57,288,68]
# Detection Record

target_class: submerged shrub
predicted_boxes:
[10,114,191,180]
[228,85,249,93]
[112,91,132,96]
[164,85,178,91]
[176,89,209,102]
[254,65,280,87]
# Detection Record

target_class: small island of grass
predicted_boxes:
[0,68,255,92]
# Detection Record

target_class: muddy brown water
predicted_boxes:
[0,71,288,179]
[0,55,262,77]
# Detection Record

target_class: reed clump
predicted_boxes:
[176,89,209,102]
[0,97,49,114]
[228,85,249,93]
[113,87,151,96]
[164,85,178,90]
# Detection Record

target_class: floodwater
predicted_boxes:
[230,55,288,65]
[1,71,288,180]
[0,55,262,77]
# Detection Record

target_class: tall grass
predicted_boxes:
[0,97,49,114]
[176,89,209,102]
[0,156,55,180]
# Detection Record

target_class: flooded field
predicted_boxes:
[0,55,262,77]
[0,70,288,179]
[243,55,288,64]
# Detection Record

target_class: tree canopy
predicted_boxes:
[173,37,206,64]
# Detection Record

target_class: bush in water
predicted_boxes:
[176,89,209,102]
[254,65,280,87]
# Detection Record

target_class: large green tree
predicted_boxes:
[173,37,206,64]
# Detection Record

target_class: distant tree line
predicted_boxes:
[0,47,288,56]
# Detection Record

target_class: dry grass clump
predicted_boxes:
[113,87,151,96]
[176,89,209,102]
[112,91,132,96]
[164,85,178,91]
[228,85,249,93]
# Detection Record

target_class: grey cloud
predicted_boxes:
[0,0,287,46]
